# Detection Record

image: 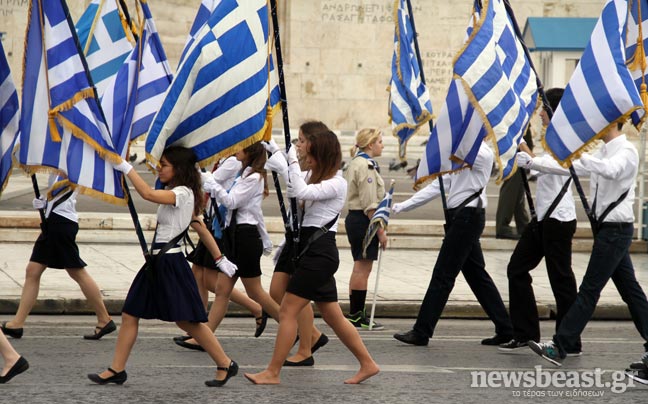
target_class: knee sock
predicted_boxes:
[349,290,367,315]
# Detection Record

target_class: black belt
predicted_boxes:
[446,206,483,213]
[598,222,633,230]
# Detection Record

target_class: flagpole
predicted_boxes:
[30,175,46,223]
[60,0,151,258]
[404,0,450,223]
[501,0,593,229]
[269,0,300,244]
[368,248,383,331]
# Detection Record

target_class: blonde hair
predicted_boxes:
[350,128,381,157]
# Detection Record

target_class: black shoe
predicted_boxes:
[175,339,205,352]
[347,310,384,330]
[0,357,29,384]
[626,368,648,385]
[311,333,329,354]
[495,232,520,240]
[255,311,269,338]
[628,360,647,371]
[173,335,191,343]
[498,339,528,352]
[393,329,429,346]
[205,360,238,387]
[283,356,314,367]
[83,320,117,340]
[1,322,23,339]
[87,367,127,385]
[481,334,513,346]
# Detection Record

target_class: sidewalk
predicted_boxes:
[1,236,646,319]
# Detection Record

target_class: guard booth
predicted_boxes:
[522,17,597,89]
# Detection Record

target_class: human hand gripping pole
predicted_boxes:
[32,196,47,210]
[114,159,133,174]
[516,151,534,169]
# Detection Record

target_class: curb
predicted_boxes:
[0,299,631,320]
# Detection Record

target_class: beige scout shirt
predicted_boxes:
[344,155,385,214]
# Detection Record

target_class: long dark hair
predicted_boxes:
[161,146,203,215]
[240,141,268,197]
[304,130,342,184]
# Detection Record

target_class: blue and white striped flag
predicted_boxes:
[453,0,539,181]
[0,40,20,196]
[388,0,433,161]
[19,0,126,205]
[415,79,485,187]
[102,0,173,159]
[362,182,394,258]
[545,0,646,165]
[146,0,281,169]
[76,0,135,98]
[179,0,222,67]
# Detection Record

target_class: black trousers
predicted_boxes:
[413,207,513,338]
[507,218,579,348]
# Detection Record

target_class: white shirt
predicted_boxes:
[212,157,241,189]
[529,135,637,223]
[44,175,78,222]
[155,186,194,243]
[396,142,493,212]
[288,166,346,232]
[213,166,264,227]
[528,154,576,222]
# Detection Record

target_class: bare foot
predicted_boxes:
[244,370,280,385]
[1,356,19,376]
[343,362,380,384]
[286,353,311,363]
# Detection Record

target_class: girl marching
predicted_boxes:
[88,147,238,387]
[245,130,379,385]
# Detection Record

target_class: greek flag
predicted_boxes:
[101,0,173,158]
[76,0,135,98]
[415,79,485,187]
[19,0,126,205]
[453,0,539,181]
[545,0,646,164]
[179,0,222,67]
[146,0,281,169]
[388,0,433,161]
[1,40,20,196]
[362,182,394,258]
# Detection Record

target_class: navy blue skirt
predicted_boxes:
[122,244,207,322]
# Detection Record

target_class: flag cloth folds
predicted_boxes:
[0,40,20,196]
[452,0,539,181]
[19,0,126,204]
[76,0,135,98]
[179,0,222,67]
[146,0,281,169]
[362,183,394,258]
[388,0,433,161]
[544,0,647,165]
[101,0,173,159]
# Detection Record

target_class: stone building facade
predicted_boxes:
[0,0,606,132]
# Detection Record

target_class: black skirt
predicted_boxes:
[186,235,222,270]
[345,210,379,261]
[226,224,263,278]
[273,232,297,275]
[286,227,339,302]
[122,244,207,322]
[30,213,87,269]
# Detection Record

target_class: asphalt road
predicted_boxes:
[1,316,646,403]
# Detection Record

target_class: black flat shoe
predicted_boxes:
[205,360,238,387]
[0,357,29,384]
[254,311,269,338]
[1,322,23,339]
[173,335,191,343]
[311,333,329,354]
[481,334,513,346]
[175,339,205,352]
[87,367,127,385]
[283,356,314,367]
[83,320,117,340]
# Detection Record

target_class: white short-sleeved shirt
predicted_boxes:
[155,186,194,243]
